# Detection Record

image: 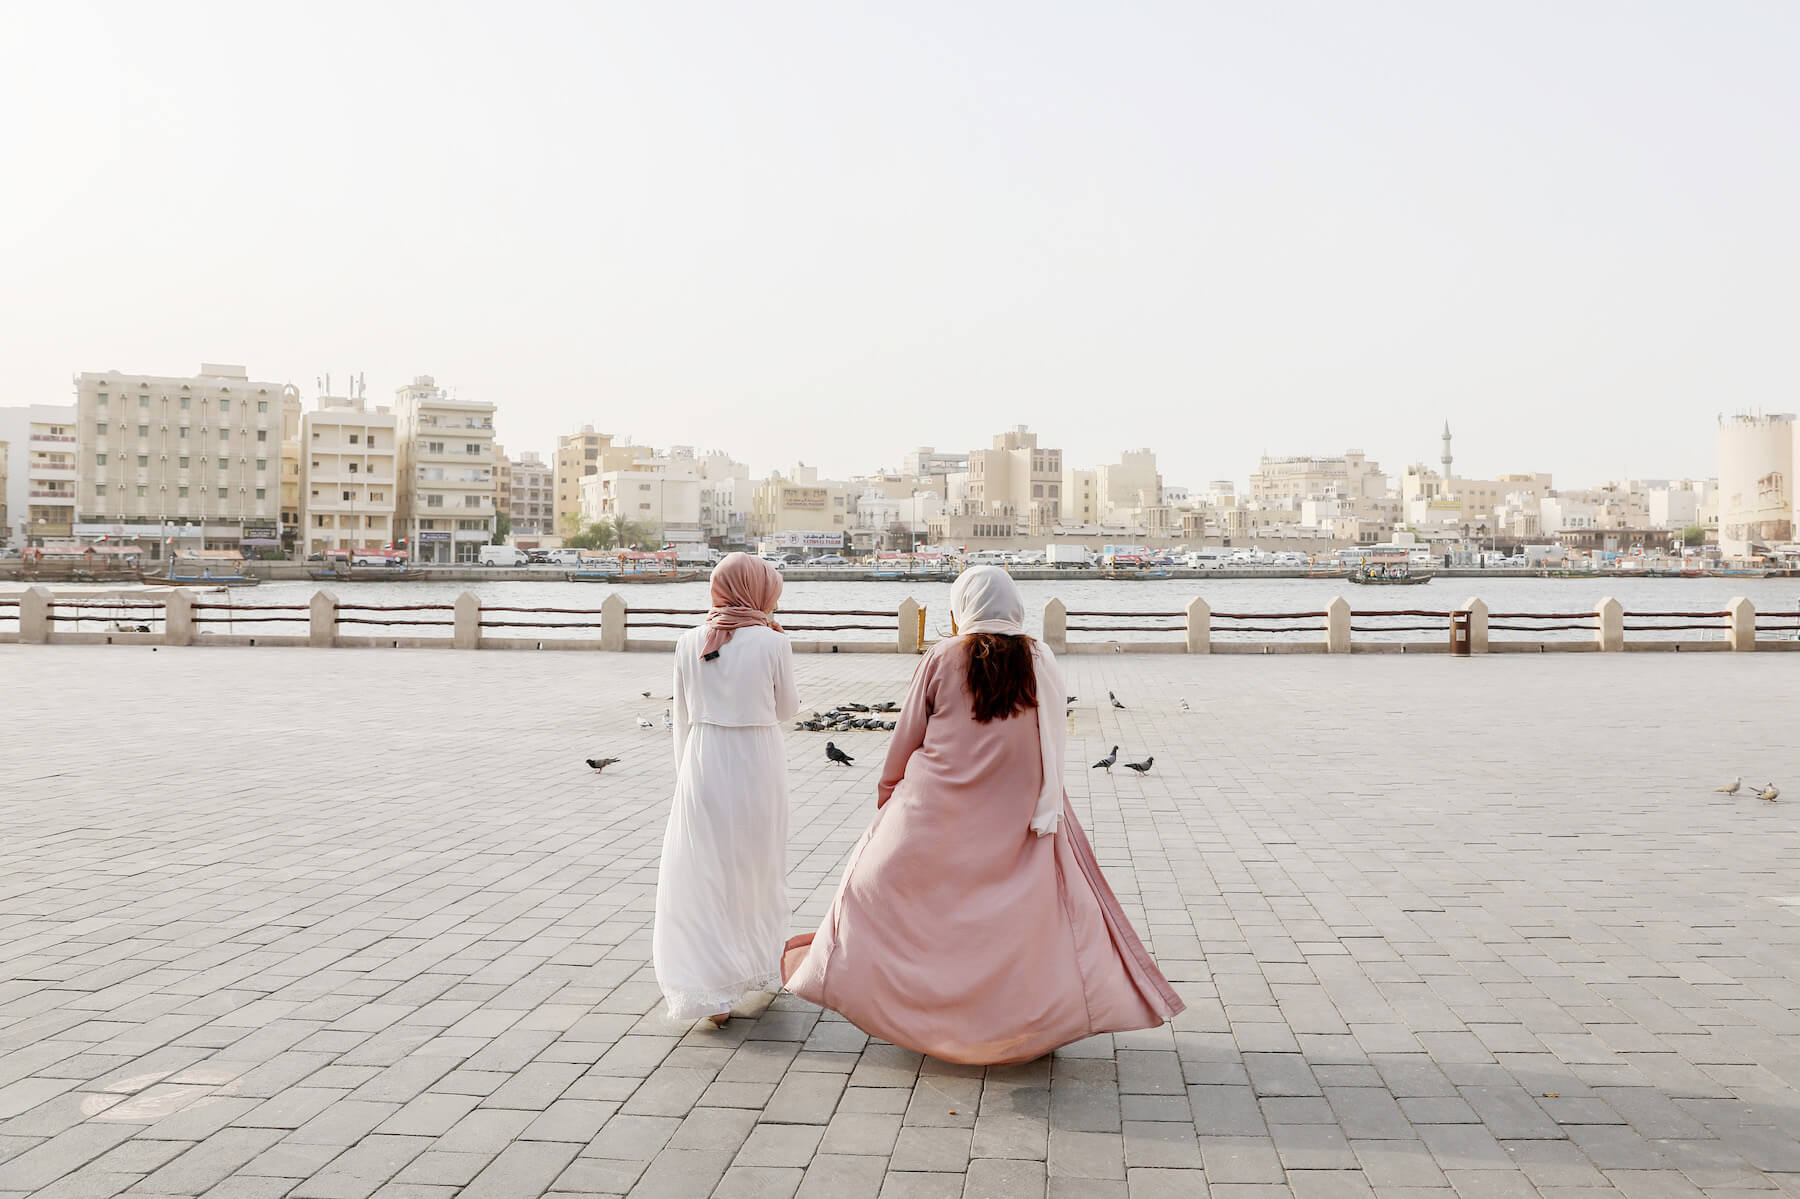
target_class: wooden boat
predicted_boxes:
[146,570,261,586]
[565,569,698,584]
[1349,552,1432,585]
[1100,570,1171,580]
[307,567,428,582]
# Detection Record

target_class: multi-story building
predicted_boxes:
[966,426,1061,537]
[494,442,512,527]
[0,442,8,541]
[71,367,289,554]
[1717,413,1794,557]
[903,447,969,479]
[554,425,614,534]
[394,376,496,564]
[747,466,851,549]
[0,404,79,545]
[300,392,398,556]
[1095,449,1163,523]
[580,461,703,547]
[928,501,1021,551]
[1060,468,1098,526]
[279,390,303,551]
[504,451,554,537]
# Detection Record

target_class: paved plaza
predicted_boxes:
[2,645,1799,1199]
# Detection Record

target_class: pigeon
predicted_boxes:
[662,709,673,729]
[881,721,896,731]
[1067,695,1077,705]
[641,690,652,698]
[585,757,621,774]
[1715,777,1741,795]
[1109,691,1126,710]
[1123,756,1155,775]
[1092,745,1119,772]
[844,702,870,712]
[636,716,654,729]
[1756,783,1780,802]
[1178,698,1191,713]
[826,742,854,766]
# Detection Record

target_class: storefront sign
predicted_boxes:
[418,531,452,542]
[782,487,827,510]
[773,530,843,549]
[240,521,277,541]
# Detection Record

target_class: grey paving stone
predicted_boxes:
[964,1156,1048,1198]
[891,1126,973,1173]
[793,1153,888,1199]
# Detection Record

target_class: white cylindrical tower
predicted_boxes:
[1716,413,1796,557]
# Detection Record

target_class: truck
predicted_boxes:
[1046,544,1095,569]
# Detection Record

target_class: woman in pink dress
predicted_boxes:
[782,566,1184,1064]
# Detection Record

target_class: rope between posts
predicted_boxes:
[335,603,455,612]
[479,620,603,629]
[335,617,455,627]
[1488,623,1596,631]
[192,603,312,612]
[49,600,167,610]
[1622,610,1730,618]
[1349,624,1447,632]
[1213,611,1328,620]
[193,615,308,624]
[482,606,607,615]
[1488,612,1600,619]
[1353,609,1454,617]
[1622,622,1727,631]
[1213,625,1329,634]
[1066,610,1185,618]
[1067,624,1184,633]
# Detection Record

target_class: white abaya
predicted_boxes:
[653,623,800,1020]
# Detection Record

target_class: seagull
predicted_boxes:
[1092,746,1119,772]
[1756,783,1780,802]
[1109,691,1126,710]
[585,757,621,775]
[636,716,654,729]
[826,742,854,766]
[1715,777,1741,795]
[1123,756,1155,775]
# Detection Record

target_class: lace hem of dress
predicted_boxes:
[663,972,784,1022]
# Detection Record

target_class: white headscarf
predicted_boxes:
[950,566,1066,837]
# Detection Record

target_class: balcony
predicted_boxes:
[29,432,76,444]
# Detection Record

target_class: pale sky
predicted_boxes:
[3,1,1796,488]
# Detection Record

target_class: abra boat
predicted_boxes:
[147,550,260,586]
[566,569,698,584]
[1348,551,1432,585]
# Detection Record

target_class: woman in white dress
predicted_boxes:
[653,552,800,1025]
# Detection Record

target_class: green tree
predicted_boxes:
[1680,524,1707,546]
[492,512,511,544]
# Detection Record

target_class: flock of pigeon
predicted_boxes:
[1714,777,1781,802]
[588,686,1177,778]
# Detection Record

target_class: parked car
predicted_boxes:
[813,554,848,566]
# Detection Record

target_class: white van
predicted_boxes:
[479,545,530,567]
[966,550,1011,567]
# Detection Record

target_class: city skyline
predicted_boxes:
[5,4,1797,487]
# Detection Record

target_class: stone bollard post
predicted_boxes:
[897,598,921,654]
[1726,596,1756,651]
[18,585,52,644]
[165,587,197,647]
[309,590,339,648]
[1595,597,1624,651]
[1462,597,1489,654]
[1043,598,1067,654]
[600,592,627,651]
[1185,595,1211,654]
[453,592,482,650]
[1325,595,1351,653]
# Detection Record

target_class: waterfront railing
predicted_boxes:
[1,587,1795,654]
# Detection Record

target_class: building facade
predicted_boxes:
[71,367,289,553]
[300,394,398,556]
[394,376,496,563]
[0,404,79,546]
[554,426,613,534]
[1717,413,1795,557]
[505,451,554,537]
[966,426,1061,537]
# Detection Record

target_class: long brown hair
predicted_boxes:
[965,633,1038,723]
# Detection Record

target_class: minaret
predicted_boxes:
[1440,421,1453,479]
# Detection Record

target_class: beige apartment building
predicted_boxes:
[555,426,612,533]
[394,376,496,564]
[505,451,554,536]
[0,405,78,545]
[966,426,1061,537]
[72,367,289,552]
[0,442,8,540]
[748,467,851,547]
[300,394,398,556]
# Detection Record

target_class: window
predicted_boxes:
[220,428,230,443]
[137,454,148,467]
[96,453,107,466]
[94,484,105,498]
[139,396,149,408]
[218,487,229,500]
[178,486,188,498]
[97,422,107,437]
[255,459,266,472]
[463,495,483,508]
[180,396,191,410]
[342,491,353,501]
[219,460,229,473]
[638,503,651,511]
[179,427,189,440]
[427,441,444,454]
[426,494,443,507]
[349,433,359,445]
[257,400,268,414]
[97,393,107,405]
[257,429,267,443]
[136,485,146,497]
[138,425,149,438]
[255,488,266,500]
[465,443,481,455]
[369,490,384,501]
[179,456,189,469]
[348,462,358,474]
[639,483,651,491]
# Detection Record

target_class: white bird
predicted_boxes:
[1755,783,1780,802]
[662,708,673,729]
[636,716,654,729]
[1178,698,1191,713]
[1715,777,1741,795]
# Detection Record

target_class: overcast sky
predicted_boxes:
[3,1,1796,487]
